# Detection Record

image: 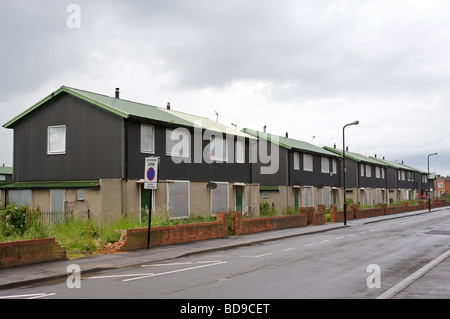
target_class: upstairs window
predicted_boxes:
[209,135,227,162]
[321,157,330,174]
[293,152,300,170]
[48,125,66,155]
[365,164,372,178]
[235,139,245,163]
[166,128,190,158]
[140,124,154,153]
[303,154,313,172]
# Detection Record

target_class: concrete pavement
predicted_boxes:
[1,208,449,299]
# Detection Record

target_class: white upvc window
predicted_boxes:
[375,166,381,178]
[293,152,300,170]
[332,159,337,174]
[166,128,190,158]
[365,164,372,178]
[303,154,313,172]
[47,125,66,154]
[210,135,227,162]
[235,139,245,163]
[321,157,330,174]
[140,124,155,153]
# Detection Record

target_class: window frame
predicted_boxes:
[303,154,313,172]
[47,125,66,155]
[235,139,245,163]
[140,124,155,154]
[321,157,330,174]
[166,128,190,158]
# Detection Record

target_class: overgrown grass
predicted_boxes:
[1,206,215,258]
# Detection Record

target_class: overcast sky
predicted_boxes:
[0,0,449,175]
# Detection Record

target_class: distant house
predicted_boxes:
[2,86,259,220]
[0,165,13,181]
[0,165,13,204]
[323,147,389,206]
[242,128,341,210]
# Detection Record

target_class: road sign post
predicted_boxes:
[144,157,159,249]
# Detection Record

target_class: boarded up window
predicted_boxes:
[9,190,32,207]
[302,187,314,207]
[50,189,65,212]
[167,181,189,218]
[322,187,331,208]
[211,182,229,216]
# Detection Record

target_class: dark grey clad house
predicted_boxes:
[324,147,428,205]
[323,147,390,206]
[2,86,259,220]
[242,128,341,210]
[369,157,429,202]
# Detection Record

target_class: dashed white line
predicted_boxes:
[283,248,295,252]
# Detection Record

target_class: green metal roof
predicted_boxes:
[242,128,339,157]
[0,180,100,189]
[369,157,425,173]
[3,86,255,140]
[0,166,13,175]
[323,147,387,166]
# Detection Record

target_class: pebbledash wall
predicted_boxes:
[2,179,260,223]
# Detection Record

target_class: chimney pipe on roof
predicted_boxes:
[263,125,267,133]
[167,102,170,110]
[285,132,288,138]
[115,88,120,99]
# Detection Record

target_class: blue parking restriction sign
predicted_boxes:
[147,167,155,181]
[144,157,158,189]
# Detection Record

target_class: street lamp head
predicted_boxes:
[351,120,360,126]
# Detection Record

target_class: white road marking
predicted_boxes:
[0,293,56,299]
[283,248,295,252]
[91,273,155,279]
[240,253,272,258]
[141,261,221,267]
[123,261,227,282]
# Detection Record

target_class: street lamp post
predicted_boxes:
[427,152,438,212]
[342,121,359,226]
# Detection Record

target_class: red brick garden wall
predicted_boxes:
[0,238,66,268]
[119,211,229,251]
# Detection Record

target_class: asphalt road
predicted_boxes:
[1,209,449,300]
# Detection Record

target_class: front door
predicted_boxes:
[141,184,152,223]
[235,186,243,213]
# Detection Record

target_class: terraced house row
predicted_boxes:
[0,86,434,221]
